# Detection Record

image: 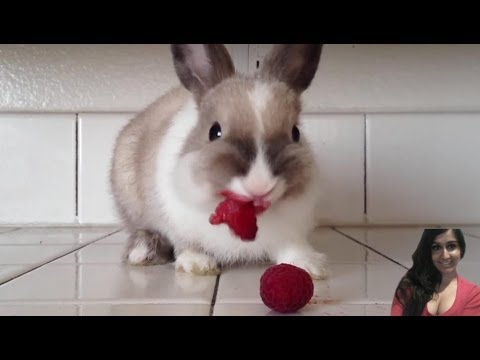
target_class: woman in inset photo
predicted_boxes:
[391,228,480,316]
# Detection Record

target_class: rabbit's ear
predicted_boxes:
[171,44,235,101]
[258,44,322,93]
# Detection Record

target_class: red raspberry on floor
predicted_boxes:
[260,263,314,313]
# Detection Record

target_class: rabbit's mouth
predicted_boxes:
[252,198,270,214]
[220,190,271,214]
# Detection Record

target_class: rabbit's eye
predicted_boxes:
[292,125,300,142]
[209,122,222,141]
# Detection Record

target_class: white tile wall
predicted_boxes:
[304,44,480,113]
[4,45,480,113]
[0,45,176,113]
[302,114,365,224]
[0,114,76,224]
[0,45,248,113]
[367,113,480,224]
[2,111,480,226]
[78,113,133,224]
[2,47,480,226]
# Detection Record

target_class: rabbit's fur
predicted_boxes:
[110,44,328,279]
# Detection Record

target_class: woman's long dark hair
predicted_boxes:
[394,229,466,316]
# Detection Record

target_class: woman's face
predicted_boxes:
[431,229,461,276]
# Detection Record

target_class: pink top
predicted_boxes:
[391,275,480,316]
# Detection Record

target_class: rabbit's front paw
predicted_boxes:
[278,251,329,280]
[175,249,220,276]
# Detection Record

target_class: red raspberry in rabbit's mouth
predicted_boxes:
[208,191,270,241]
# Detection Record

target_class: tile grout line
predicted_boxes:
[0,229,122,286]
[0,228,22,235]
[75,114,79,223]
[74,249,80,301]
[209,274,221,316]
[362,231,369,300]
[364,262,368,300]
[363,113,367,215]
[332,227,408,270]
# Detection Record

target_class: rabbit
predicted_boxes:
[110,44,328,279]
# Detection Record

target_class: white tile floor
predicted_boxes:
[0,225,479,316]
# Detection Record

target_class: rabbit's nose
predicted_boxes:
[252,185,273,197]
[246,180,277,199]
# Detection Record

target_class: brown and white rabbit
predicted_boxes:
[110,44,328,279]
